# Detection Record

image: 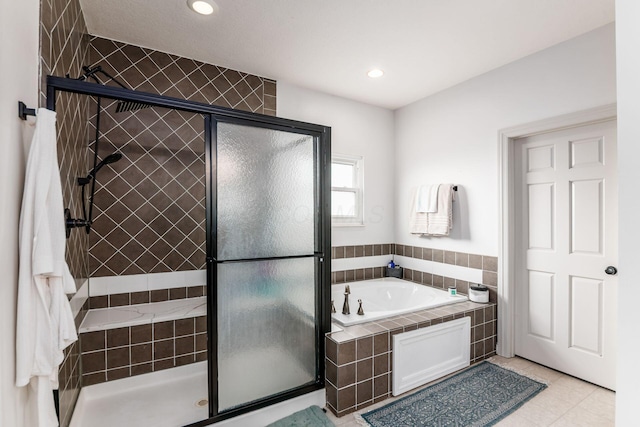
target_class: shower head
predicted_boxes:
[74,65,151,114]
[78,152,123,185]
[115,100,151,113]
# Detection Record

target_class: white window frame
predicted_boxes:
[331,154,364,226]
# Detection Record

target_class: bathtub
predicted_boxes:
[331,277,467,326]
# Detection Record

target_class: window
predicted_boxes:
[331,154,363,225]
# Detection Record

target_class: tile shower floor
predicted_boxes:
[326,356,616,427]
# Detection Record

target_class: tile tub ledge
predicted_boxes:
[79,296,206,333]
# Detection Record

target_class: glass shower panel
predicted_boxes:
[217,257,317,411]
[217,123,315,260]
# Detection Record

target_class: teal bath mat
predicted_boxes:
[360,361,546,427]
[267,405,335,427]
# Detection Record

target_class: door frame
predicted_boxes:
[497,103,617,357]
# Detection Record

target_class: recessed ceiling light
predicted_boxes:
[367,69,384,78]
[187,0,217,15]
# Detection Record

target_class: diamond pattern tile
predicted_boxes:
[89,36,276,115]
[87,37,276,276]
[88,103,207,276]
[39,12,278,422]
[40,0,89,425]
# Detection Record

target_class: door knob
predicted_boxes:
[604,266,618,275]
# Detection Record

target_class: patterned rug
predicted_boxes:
[267,405,335,427]
[359,361,546,427]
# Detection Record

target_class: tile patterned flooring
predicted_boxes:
[325,356,616,427]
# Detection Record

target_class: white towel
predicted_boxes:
[415,185,439,213]
[16,108,78,427]
[409,188,427,234]
[427,184,454,236]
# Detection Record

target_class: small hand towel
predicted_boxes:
[415,185,439,213]
[409,188,429,234]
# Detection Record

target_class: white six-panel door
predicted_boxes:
[514,120,617,390]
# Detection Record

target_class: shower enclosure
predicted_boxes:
[46,76,331,425]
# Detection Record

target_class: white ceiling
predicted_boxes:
[79,0,615,110]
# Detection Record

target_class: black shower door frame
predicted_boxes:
[46,76,332,426]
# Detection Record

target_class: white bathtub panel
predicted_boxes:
[392,317,471,396]
[331,255,391,272]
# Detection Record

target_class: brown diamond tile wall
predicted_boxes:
[40,0,90,425]
[87,37,276,276]
[87,103,207,276]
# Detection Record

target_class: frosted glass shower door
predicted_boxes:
[215,122,319,412]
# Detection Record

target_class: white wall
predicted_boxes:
[277,82,396,246]
[394,23,616,256]
[614,1,640,424]
[0,1,40,426]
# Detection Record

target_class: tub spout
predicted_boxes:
[342,292,350,315]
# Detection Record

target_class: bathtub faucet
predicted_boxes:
[342,289,350,315]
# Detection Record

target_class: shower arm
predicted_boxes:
[74,65,128,89]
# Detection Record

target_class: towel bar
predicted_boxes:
[18,101,36,120]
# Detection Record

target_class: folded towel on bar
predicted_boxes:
[409,189,428,234]
[415,184,439,213]
[428,184,454,235]
[409,184,455,236]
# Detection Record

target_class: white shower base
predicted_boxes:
[70,361,325,427]
[70,362,208,427]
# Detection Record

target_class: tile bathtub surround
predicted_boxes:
[325,302,497,417]
[87,36,277,277]
[332,244,395,259]
[331,244,498,301]
[81,316,207,386]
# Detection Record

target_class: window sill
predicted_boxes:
[332,222,365,228]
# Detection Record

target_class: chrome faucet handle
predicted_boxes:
[331,300,336,314]
[345,285,351,294]
[342,292,350,315]
[357,299,364,315]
